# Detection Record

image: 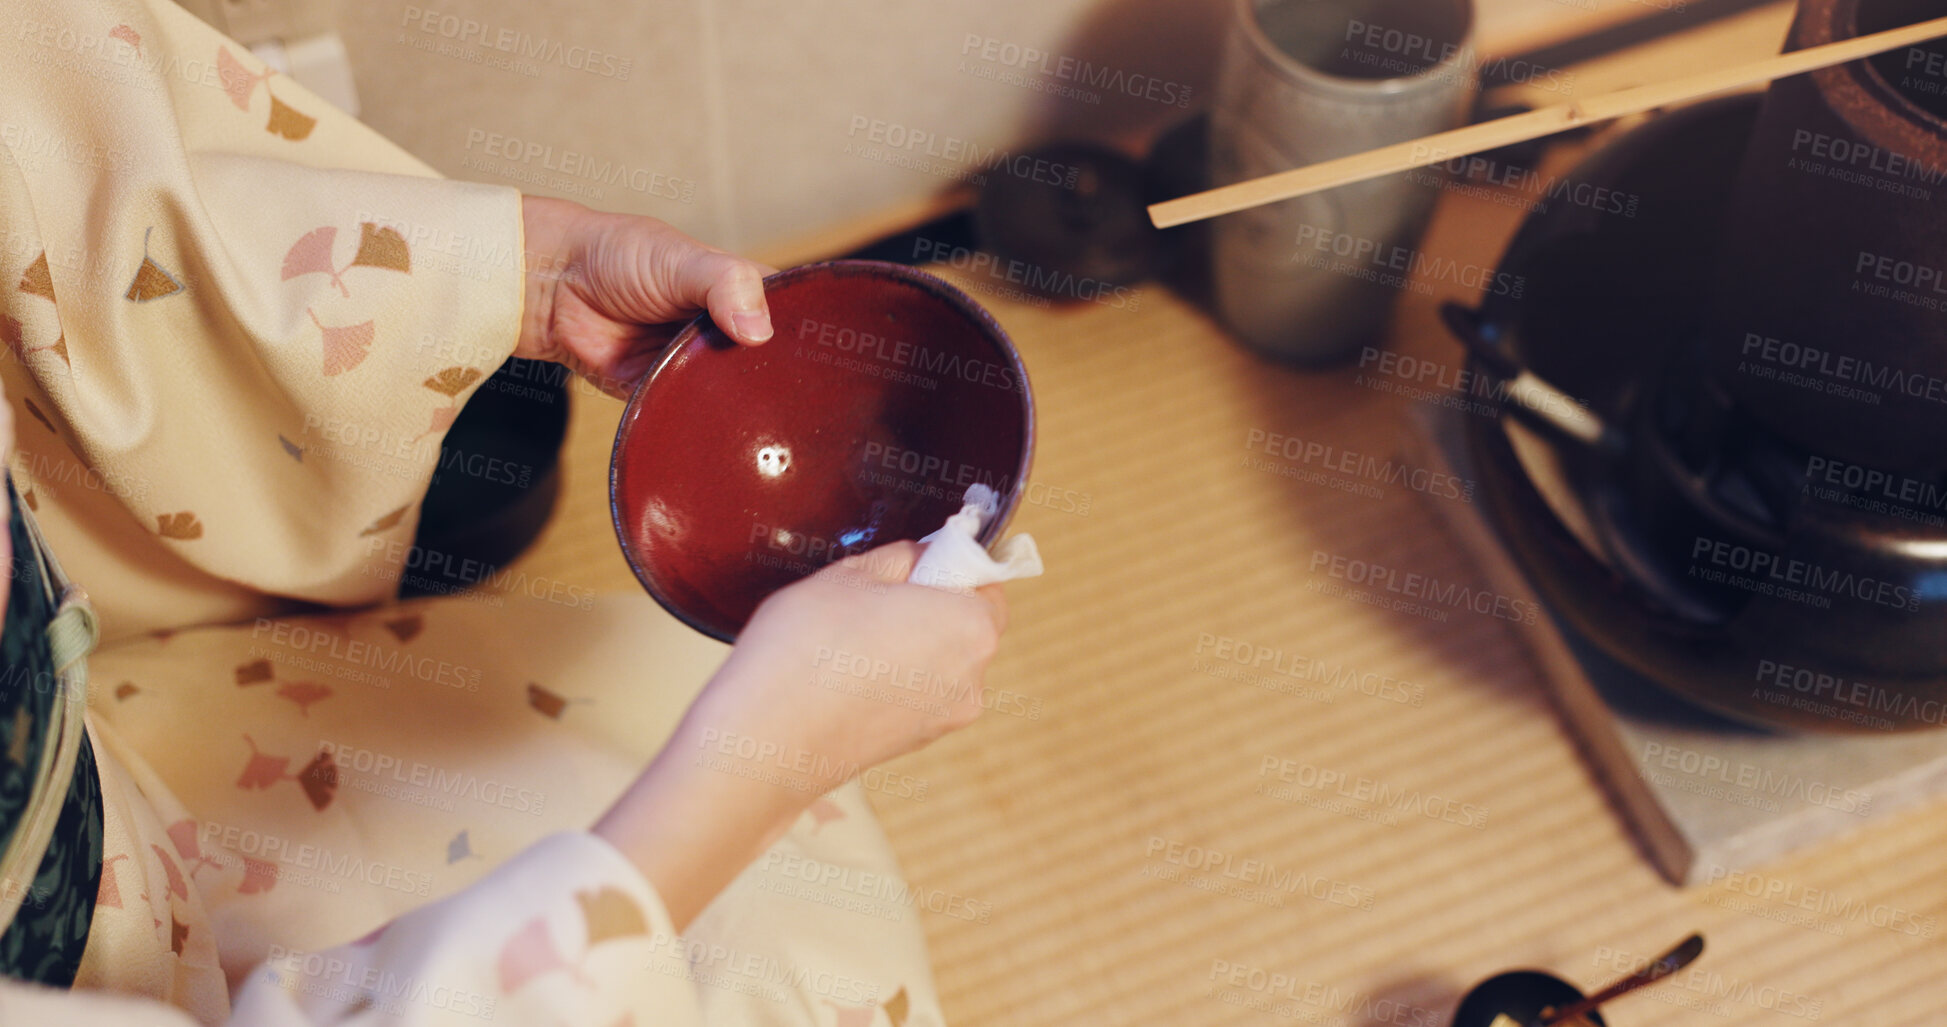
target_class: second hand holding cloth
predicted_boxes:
[909,485,1044,593]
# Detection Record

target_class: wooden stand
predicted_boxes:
[1410,406,1947,886]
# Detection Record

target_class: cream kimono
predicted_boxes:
[0,0,944,1023]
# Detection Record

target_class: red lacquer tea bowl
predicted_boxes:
[610,260,1035,641]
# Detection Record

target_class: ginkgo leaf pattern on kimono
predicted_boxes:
[18,251,54,301]
[308,309,374,376]
[167,818,220,877]
[497,917,581,993]
[446,830,477,864]
[109,23,141,54]
[361,503,411,536]
[151,844,189,901]
[276,680,333,715]
[267,94,317,141]
[527,683,570,719]
[97,854,130,910]
[805,796,846,833]
[420,404,460,441]
[236,734,339,810]
[0,317,60,366]
[823,1000,882,1027]
[170,914,190,956]
[217,47,271,110]
[382,613,424,643]
[238,855,280,895]
[217,47,316,141]
[283,228,346,296]
[278,434,304,461]
[235,658,274,686]
[297,749,339,810]
[157,511,203,540]
[419,366,484,438]
[423,367,482,397]
[236,735,291,790]
[495,889,648,995]
[353,222,411,274]
[575,887,648,946]
[127,227,186,302]
[283,223,412,298]
[113,682,138,701]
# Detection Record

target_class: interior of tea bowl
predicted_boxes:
[609,260,1037,642]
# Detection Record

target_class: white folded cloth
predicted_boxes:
[908,484,1044,593]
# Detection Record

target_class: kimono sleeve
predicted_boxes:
[0,0,526,639]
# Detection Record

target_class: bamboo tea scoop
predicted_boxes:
[1149,17,1947,228]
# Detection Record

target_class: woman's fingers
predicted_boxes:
[679,248,773,346]
[833,540,924,583]
[829,541,1010,637]
[975,584,1009,635]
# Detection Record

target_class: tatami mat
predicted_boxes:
[500,131,1947,1027]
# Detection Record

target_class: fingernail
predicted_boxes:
[732,310,773,344]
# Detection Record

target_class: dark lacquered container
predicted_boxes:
[1449,94,1947,733]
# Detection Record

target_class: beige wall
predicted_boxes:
[335,0,1640,255]
[337,0,1232,253]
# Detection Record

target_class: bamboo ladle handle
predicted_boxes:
[1148,16,1947,229]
